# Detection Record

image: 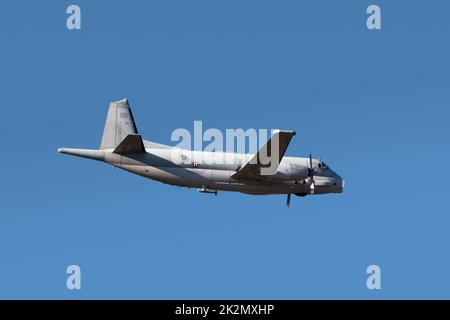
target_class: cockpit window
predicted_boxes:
[319,162,327,169]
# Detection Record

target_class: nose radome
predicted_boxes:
[338,176,344,193]
[335,175,344,193]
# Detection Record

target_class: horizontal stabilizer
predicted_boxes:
[113,134,145,154]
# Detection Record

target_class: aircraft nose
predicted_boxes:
[335,175,344,193]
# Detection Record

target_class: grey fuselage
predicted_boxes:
[58,99,343,198]
[59,142,343,196]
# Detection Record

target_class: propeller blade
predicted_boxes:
[308,153,316,177]
[310,180,315,194]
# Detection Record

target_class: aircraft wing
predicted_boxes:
[113,134,145,154]
[231,130,296,180]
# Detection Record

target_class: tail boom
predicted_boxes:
[58,148,105,161]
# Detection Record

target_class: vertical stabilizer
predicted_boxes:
[100,99,138,150]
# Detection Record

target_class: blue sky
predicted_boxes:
[0,0,449,299]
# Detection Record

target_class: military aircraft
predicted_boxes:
[58,99,343,207]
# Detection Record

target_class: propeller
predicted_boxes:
[308,153,317,194]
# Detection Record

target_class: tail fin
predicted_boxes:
[100,99,139,150]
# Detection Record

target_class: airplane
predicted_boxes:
[58,99,343,207]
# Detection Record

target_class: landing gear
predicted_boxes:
[286,193,291,207]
